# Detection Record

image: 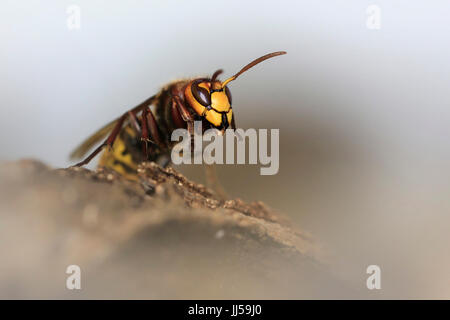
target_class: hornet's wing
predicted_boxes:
[69,119,119,160]
[69,95,157,160]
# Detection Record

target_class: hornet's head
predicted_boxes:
[184,51,287,132]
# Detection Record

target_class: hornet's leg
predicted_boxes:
[230,115,243,141]
[128,111,141,135]
[173,96,227,198]
[73,113,128,167]
[141,106,164,159]
[141,107,150,158]
[173,96,193,121]
[173,95,196,154]
[173,95,194,134]
[145,106,164,149]
[204,164,228,200]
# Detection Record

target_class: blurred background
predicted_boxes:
[1,0,450,298]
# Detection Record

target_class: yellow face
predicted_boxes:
[185,80,233,129]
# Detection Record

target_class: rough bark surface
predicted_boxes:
[0,159,353,299]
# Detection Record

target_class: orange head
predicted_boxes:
[184,51,287,131]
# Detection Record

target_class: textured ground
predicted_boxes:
[0,159,355,299]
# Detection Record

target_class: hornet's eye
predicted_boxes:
[192,83,211,107]
[224,86,232,105]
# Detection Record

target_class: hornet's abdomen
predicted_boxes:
[98,126,141,180]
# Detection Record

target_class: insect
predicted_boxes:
[70,51,287,182]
